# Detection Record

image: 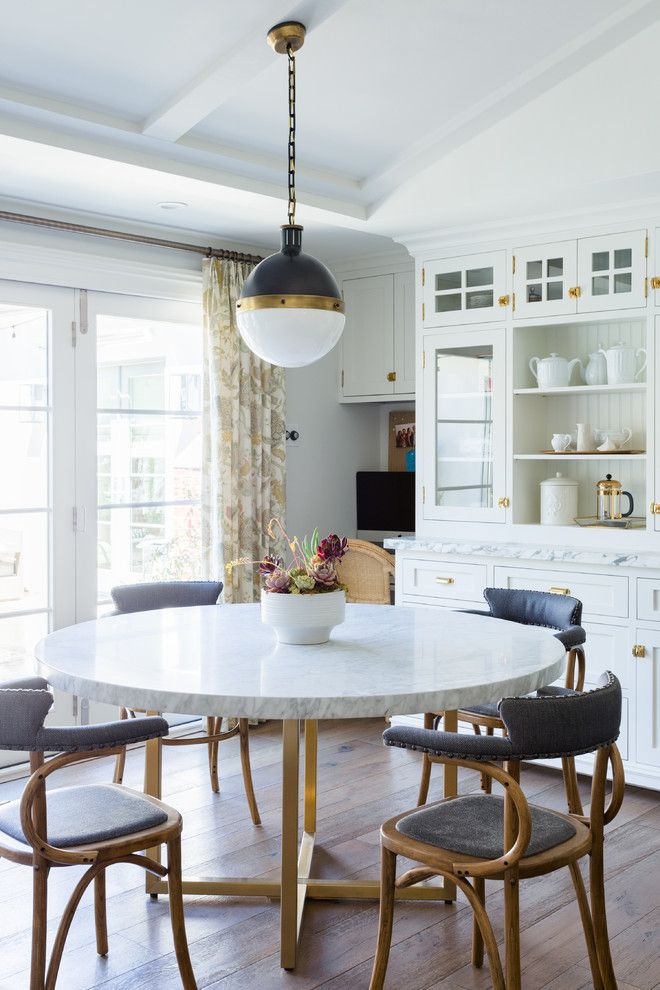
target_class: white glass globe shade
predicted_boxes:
[237,306,345,368]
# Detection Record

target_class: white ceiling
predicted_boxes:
[0,0,657,259]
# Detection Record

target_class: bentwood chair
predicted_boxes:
[109,581,260,825]
[370,672,624,990]
[0,676,197,990]
[418,587,587,814]
[335,540,394,605]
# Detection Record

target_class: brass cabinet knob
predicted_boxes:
[568,286,582,299]
[632,644,647,658]
[651,276,660,290]
[549,587,571,595]
[435,576,455,585]
[497,496,510,509]
[650,502,660,515]
[386,371,396,382]
[498,294,510,307]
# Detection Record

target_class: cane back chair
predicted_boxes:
[335,540,394,605]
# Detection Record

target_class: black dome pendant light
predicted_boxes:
[236,21,345,368]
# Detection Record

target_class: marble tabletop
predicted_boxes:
[35,604,565,721]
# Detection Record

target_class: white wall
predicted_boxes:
[285,347,381,538]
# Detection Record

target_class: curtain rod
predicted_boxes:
[0,209,263,264]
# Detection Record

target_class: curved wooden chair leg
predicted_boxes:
[46,863,103,990]
[207,716,220,794]
[417,713,435,806]
[562,756,584,816]
[113,706,129,784]
[471,876,485,968]
[166,836,198,989]
[454,873,504,990]
[239,719,261,825]
[368,846,397,990]
[31,856,49,990]
[94,870,109,957]
[590,844,618,989]
[569,861,604,990]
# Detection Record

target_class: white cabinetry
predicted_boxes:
[422,251,507,328]
[635,628,660,767]
[339,270,415,401]
[513,229,647,319]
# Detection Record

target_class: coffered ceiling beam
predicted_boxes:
[142,0,355,143]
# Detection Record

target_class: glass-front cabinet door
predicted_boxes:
[577,230,647,312]
[513,241,577,319]
[422,329,506,523]
[423,251,506,328]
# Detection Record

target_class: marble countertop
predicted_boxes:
[384,536,660,570]
[35,603,565,721]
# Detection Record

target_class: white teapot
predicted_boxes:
[529,353,583,389]
[598,342,646,384]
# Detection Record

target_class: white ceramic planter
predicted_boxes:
[261,589,346,645]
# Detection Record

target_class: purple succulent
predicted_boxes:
[309,558,337,587]
[258,553,283,577]
[264,569,291,593]
[316,534,348,562]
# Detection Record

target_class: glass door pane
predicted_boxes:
[0,283,76,766]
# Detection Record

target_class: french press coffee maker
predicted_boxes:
[596,474,634,521]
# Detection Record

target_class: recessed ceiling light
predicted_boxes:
[156,201,188,210]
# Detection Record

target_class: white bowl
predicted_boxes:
[261,589,346,645]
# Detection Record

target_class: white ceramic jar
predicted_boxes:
[540,472,579,526]
[261,589,346,645]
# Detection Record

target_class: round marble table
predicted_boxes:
[36,603,565,969]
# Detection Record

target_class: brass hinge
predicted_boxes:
[421,267,425,287]
[422,302,425,320]
[645,277,648,298]
[645,234,649,258]
[422,486,426,504]
[651,277,660,290]
[341,369,344,388]
[512,255,516,275]
[512,291,516,312]
[422,350,426,369]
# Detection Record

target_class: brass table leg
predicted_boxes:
[281,719,301,969]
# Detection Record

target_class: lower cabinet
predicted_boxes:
[394,551,660,789]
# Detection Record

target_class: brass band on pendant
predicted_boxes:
[236,293,345,313]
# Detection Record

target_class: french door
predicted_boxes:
[0,279,203,757]
[0,280,76,765]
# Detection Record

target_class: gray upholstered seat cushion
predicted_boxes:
[461,702,500,718]
[0,784,169,848]
[395,794,576,859]
[461,685,577,719]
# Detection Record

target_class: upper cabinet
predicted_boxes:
[513,229,647,318]
[339,270,415,401]
[422,251,507,328]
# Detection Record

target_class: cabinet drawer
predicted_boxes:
[492,566,628,620]
[636,579,660,621]
[401,558,487,604]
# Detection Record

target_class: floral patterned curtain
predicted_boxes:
[202,257,286,603]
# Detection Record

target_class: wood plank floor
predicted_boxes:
[0,718,659,989]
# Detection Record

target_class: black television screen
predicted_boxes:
[356,471,415,533]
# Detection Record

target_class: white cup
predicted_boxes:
[551,433,572,452]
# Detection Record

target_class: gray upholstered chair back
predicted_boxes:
[484,587,582,631]
[499,671,621,759]
[0,676,53,750]
[110,580,223,614]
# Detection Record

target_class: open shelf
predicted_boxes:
[514,382,647,397]
[514,453,646,461]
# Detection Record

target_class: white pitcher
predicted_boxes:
[529,353,583,389]
[582,350,607,386]
[598,342,647,384]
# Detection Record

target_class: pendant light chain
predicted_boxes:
[287,43,296,226]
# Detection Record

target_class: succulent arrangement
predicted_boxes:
[227,519,349,594]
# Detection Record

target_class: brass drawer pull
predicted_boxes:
[435,577,455,585]
[650,502,660,515]
[549,586,570,595]
[632,644,646,658]
[497,496,510,509]
[498,294,510,307]
[568,286,582,299]
[386,371,396,382]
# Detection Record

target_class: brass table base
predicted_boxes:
[143,716,458,970]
